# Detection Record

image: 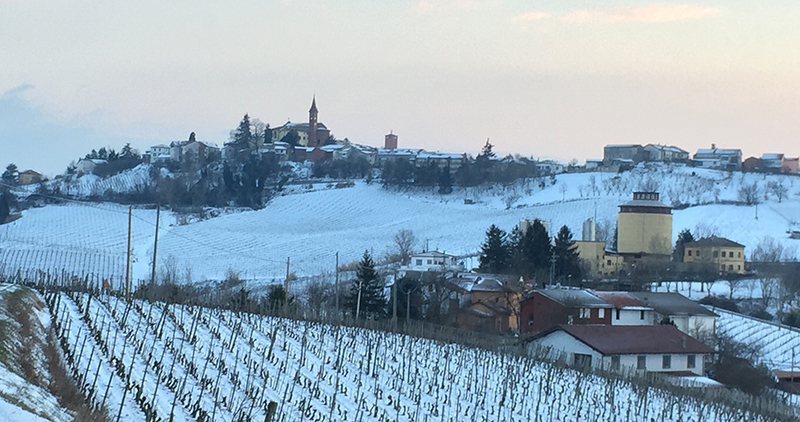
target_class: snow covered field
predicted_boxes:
[2,164,800,286]
[713,307,800,372]
[46,289,794,422]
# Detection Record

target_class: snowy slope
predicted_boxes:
[713,307,800,372]
[2,164,800,286]
[48,290,795,422]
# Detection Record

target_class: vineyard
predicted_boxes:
[42,287,794,422]
[713,307,800,371]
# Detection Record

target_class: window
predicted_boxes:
[567,315,574,325]
[579,308,591,318]
[713,251,719,258]
[607,259,612,265]
[687,355,696,369]
[720,265,726,271]
[426,259,432,265]
[598,308,605,318]
[687,250,692,257]
[637,355,646,369]
[738,252,742,258]
[611,355,620,370]
[416,259,422,266]
[721,251,726,258]
[615,309,620,320]
[640,310,645,320]
[738,265,742,271]
[662,355,671,369]
[574,353,592,368]
[728,265,733,271]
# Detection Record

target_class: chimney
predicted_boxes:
[711,143,716,150]
[681,336,686,349]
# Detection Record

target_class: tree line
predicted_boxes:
[479,221,582,285]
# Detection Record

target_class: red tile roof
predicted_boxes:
[555,324,714,355]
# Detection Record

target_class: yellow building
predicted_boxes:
[683,236,746,274]
[617,192,672,259]
[575,241,625,278]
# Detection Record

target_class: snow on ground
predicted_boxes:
[48,290,795,422]
[712,306,800,372]
[0,398,53,422]
[2,164,800,287]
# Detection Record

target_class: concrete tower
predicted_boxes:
[617,192,672,259]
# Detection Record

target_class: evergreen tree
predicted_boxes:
[438,164,452,194]
[231,113,254,149]
[2,164,18,185]
[345,251,386,319]
[511,220,551,278]
[479,225,510,273]
[611,225,618,251]
[0,190,10,223]
[553,225,581,285]
[673,229,695,262]
[188,132,197,143]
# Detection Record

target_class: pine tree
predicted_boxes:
[231,113,254,149]
[553,225,581,285]
[2,164,18,185]
[673,229,695,262]
[511,220,551,278]
[479,225,510,273]
[345,251,387,319]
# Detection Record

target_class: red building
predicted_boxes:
[519,289,612,335]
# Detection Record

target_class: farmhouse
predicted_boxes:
[683,236,746,275]
[400,251,463,275]
[693,145,742,171]
[17,170,42,185]
[519,289,612,335]
[527,324,714,376]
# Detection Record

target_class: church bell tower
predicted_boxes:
[308,96,319,147]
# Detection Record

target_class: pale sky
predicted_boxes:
[2,0,799,176]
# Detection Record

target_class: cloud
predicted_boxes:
[512,11,549,23]
[1,83,34,99]
[560,4,720,24]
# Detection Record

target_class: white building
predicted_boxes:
[593,291,718,338]
[76,158,107,175]
[527,324,714,376]
[400,251,464,275]
[693,145,742,171]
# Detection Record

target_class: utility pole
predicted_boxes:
[150,204,161,288]
[549,250,557,286]
[355,278,362,320]
[392,270,397,325]
[125,206,132,300]
[335,252,339,316]
[284,257,290,316]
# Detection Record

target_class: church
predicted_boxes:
[271,96,331,147]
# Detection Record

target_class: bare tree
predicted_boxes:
[393,229,417,265]
[737,181,761,205]
[767,180,788,203]
[303,280,332,318]
[504,193,521,210]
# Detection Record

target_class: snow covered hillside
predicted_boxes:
[2,164,800,285]
[47,289,794,422]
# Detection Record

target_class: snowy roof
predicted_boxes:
[417,152,462,160]
[605,144,642,149]
[200,141,220,149]
[626,292,718,317]
[320,145,344,152]
[534,289,611,308]
[151,144,169,149]
[592,291,652,310]
[377,148,422,156]
[410,251,458,259]
[645,144,688,154]
[695,148,741,155]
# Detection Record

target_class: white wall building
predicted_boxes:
[528,324,714,376]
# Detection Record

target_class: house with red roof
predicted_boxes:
[528,324,715,376]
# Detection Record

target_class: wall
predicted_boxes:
[611,309,657,326]
[617,212,672,255]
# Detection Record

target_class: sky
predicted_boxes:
[1,0,799,176]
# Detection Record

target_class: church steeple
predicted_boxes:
[308,95,319,147]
